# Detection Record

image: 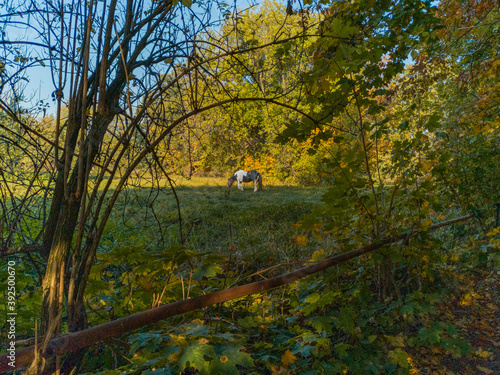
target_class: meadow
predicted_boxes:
[97,176,328,293]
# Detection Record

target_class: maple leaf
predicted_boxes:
[294,235,308,246]
[281,349,297,366]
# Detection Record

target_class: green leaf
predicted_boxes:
[388,348,410,368]
[418,323,444,345]
[334,342,352,358]
[336,308,355,334]
[237,316,260,328]
[208,344,253,374]
[216,344,254,367]
[308,316,333,333]
[192,263,221,281]
[385,334,406,348]
[367,335,377,343]
[399,121,410,131]
[208,360,238,375]
[142,367,176,375]
[184,322,210,337]
[129,332,165,355]
[179,343,216,374]
[293,344,315,357]
[300,291,338,316]
[181,0,192,7]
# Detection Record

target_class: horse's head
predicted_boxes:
[227,176,236,188]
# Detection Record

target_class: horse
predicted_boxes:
[227,170,263,192]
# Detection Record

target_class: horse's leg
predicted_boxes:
[254,179,258,192]
[238,179,243,190]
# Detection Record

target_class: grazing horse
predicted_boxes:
[227,170,263,192]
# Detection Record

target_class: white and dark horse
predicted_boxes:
[227,170,263,192]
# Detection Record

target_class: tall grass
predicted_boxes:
[105,176,327,267]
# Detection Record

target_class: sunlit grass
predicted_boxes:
[127,174,300,188]
[104,176,327,268]
[3,171,328,269]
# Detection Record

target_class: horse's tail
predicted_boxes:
[258,173,263,191]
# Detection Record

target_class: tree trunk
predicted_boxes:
[34,104,118,373]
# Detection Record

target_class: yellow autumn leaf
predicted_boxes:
[486,227,500,236]
[422,218,433,227]
[461,292,483,306]
[294,235,307,246]
[460,293,472,306]
[421,160,432,172]
[305,248,327,265]
[281,349,297,366]
[475,348,493,358]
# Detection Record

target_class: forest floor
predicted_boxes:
[412,269,500,375]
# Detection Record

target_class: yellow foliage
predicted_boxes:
[281,349,297,366]
[307,249,326,265]
[486,227,500,237]
[422,218,433,227]
[294,235,308,246]
[459,292,483,306]
[243,155,276,177]
[421,160,432,172]
[475,348,493,359]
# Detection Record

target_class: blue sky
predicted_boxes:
[3,0,259,115]
[5,0,415,116]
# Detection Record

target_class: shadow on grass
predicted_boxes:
[105,183,328,261]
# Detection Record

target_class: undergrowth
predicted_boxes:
[76,178,500,374]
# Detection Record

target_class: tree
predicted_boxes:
[281,0,498,299]
[148,0,321,181]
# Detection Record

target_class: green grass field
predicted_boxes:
[105,176,327,268]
